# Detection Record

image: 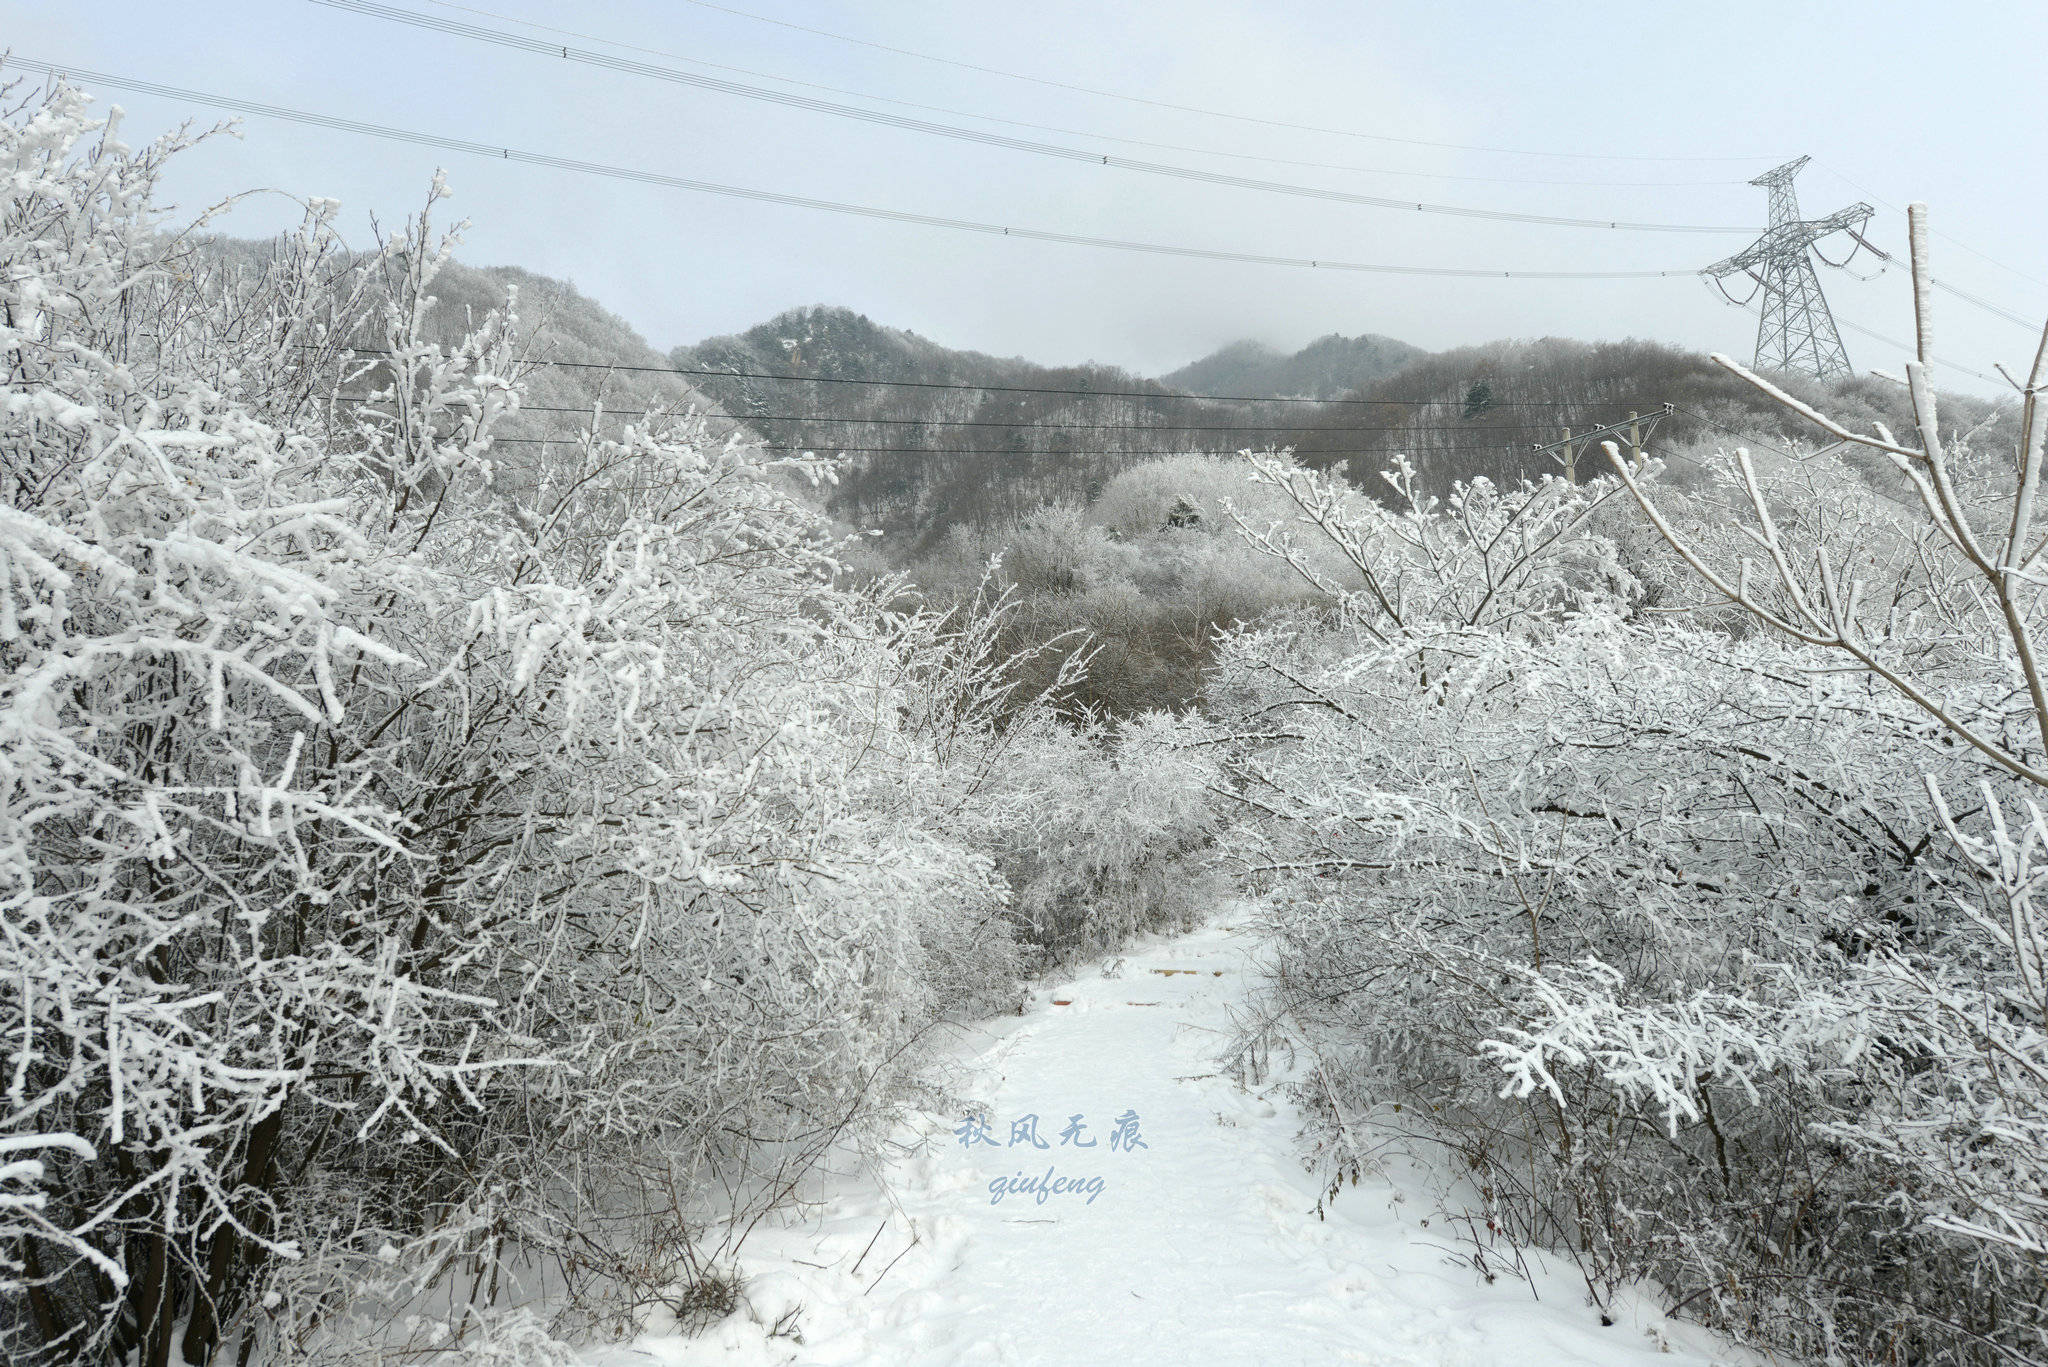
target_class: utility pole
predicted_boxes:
[1531,405,1673,484]
[1706,157,1872,379]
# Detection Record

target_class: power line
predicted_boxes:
[387,406,1939,526]
[1803,170,2048,342]
[547,0,1777,164]
[1823,225,2044,334]
[326,384,1933,516]
[4,58,1706,283]
[314,0,1748,235]
[345,391,1912,501]
[1705,276,2003,386]
[327,345,1654,407]
[1923,277,2041,333]
[482,439,1527,456]
[1668,402,1926,515]
[327,396,1619,422]
[1815,162,2048,297]
[504,437,1539,454]
[390,0,1750,189]
[1828,317,1999,387]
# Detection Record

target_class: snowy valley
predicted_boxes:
[5,32,2048,1367]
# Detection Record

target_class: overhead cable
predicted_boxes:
[388,0,1747,188]
[328,397,1624,422]
[1834,228,2044,333]
[312,1,1748,234]
[484,440,1530,456]
[3,59,1706,283]
[490,0,1777,164]
[1816,162,2048,296]
[316,343,1658,406]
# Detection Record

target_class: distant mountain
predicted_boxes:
[675,305,1038,393]
[1161,333,1425,400]
[671,306,1376,549]
[423,261,748,441]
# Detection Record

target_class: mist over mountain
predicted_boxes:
[1160,333,1424,399]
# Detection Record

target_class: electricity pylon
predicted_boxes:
[1707,156,1872,379]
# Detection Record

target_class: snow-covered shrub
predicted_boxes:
[904,459,1353,716]
[873,575,1222,964]
[998,709,1222,960]
[0,83,1043,1366]
[1214,420,2046,1360]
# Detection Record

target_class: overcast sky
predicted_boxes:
[9,0,2045,393]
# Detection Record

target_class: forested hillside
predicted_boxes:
[668,310,2020,555]
[1278,334,2022,496]
[670,308,1437,549]
[673,307,1241,546]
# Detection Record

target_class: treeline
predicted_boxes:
[892,352,2022,723]
[1285,335,2021,496]
[672,312,2021,563]
[670,308,1419,549]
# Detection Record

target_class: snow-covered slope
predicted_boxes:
[594,916,1747,1366]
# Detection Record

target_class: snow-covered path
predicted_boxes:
[601,915,1743,1367]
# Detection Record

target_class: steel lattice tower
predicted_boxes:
[1707,157,1873,378]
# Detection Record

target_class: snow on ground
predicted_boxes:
[592,912,1748,1367]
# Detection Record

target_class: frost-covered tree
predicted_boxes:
[1213,319,2046,1361]
[1589,204,2048,1327]
[1,82,1188,1367]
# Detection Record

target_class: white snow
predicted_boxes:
[589,914,1749,1367]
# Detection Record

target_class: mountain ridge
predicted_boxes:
[1161,331,1426,399]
